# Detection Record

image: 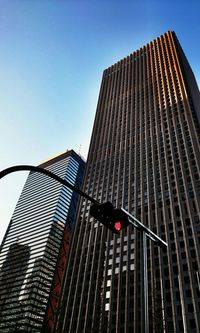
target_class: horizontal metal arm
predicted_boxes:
[121,208,167,248]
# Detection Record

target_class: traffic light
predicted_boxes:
[112,208,130,233]
[90,202,129,234]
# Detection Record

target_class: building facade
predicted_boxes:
[55,31,200,333]
[0,242,31,329]
[0,150,85,332]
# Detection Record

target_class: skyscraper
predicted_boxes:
[55,31,200,333]
[0,149,85,332]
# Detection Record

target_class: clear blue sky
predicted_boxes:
[0,0,200,243]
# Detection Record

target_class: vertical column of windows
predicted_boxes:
[150,37,175,332]
[129,53,136,213]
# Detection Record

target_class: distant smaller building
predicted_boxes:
[0,149,85,332]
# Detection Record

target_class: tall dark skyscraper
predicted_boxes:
[55,31,200,333]
[0,150,85,332]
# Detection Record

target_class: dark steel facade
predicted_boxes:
[0,150,85,332]
[55,31,200,333]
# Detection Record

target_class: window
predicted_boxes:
[107,280,111,287]
[105,303,110,311]
[189,319,196,329]
[106,291,110,299]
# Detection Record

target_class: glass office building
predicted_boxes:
[55,32,200,333]
[0,150,85,332]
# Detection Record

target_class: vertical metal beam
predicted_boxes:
[141,231,149,333]
[122,208,167,333]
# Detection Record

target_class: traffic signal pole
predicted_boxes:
[121,208,167,333]
[0,165,167,333]
[141,231,148,333]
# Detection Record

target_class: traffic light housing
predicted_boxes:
[90,202,129,234]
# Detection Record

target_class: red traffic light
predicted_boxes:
[114,221,122,231]
[90,202,129,233]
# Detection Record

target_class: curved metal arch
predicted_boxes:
[0,165,98,204]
